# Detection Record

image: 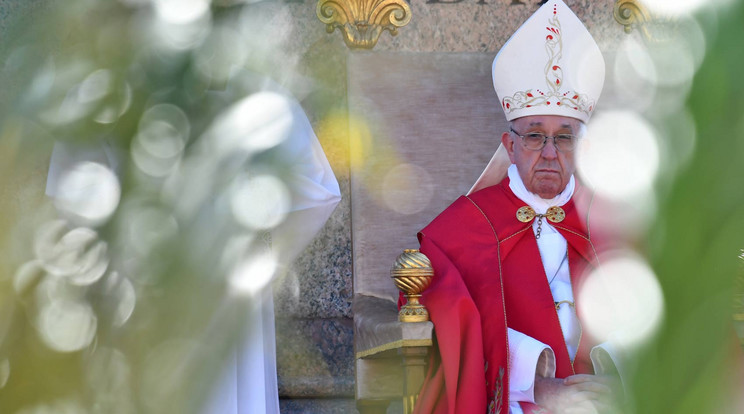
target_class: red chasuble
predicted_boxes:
[411,178,604,414]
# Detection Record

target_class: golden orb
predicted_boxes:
[391,249,434,322]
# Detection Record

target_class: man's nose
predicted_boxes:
[540,138,558,159]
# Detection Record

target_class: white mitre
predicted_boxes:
[492,0,605,123]
[469,0,605,195]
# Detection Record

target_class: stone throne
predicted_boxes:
[348,52,509,413]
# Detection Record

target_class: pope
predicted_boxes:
[408,1,624,413]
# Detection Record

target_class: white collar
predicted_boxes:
[507,164,575,214]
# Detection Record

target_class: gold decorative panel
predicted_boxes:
[316,0,412,49]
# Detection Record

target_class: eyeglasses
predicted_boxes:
[510,127,579,152]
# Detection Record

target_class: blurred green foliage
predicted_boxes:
[633,2,744,413]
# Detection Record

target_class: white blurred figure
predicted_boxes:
[203,81,341,414]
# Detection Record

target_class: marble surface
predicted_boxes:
[275,317,355,397]
[280,398,405,414]
[280,398,357,414]
[279,398,403,414]
[274,191,353,319]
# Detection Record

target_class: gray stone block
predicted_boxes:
[279,398,356,414]
[276,317,354,398]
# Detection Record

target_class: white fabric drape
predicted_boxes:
[205,285,281,414]
[210,95,339,414]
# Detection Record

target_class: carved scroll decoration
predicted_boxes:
[614,0,652,37]
[316,0,412,49]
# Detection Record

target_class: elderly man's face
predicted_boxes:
[501,115,582,199]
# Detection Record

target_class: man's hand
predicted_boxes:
[534,374,622,414]
[563,374,624,402]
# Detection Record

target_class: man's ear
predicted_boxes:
[501,131,516,163]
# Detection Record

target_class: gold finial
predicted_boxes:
[391,249,433,323]
[316,0,412,50]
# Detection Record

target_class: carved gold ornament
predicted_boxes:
[614,0,652,36]
[391,249,434,323]
[316,0,412,49]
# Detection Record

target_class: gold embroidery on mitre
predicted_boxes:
[501,3,596,116]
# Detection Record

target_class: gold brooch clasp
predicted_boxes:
[516,206,565,224]
[516,205,566,239]
[516,206,536,223]
[545,206,565,223]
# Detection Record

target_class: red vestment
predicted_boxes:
[411,178,604,414]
